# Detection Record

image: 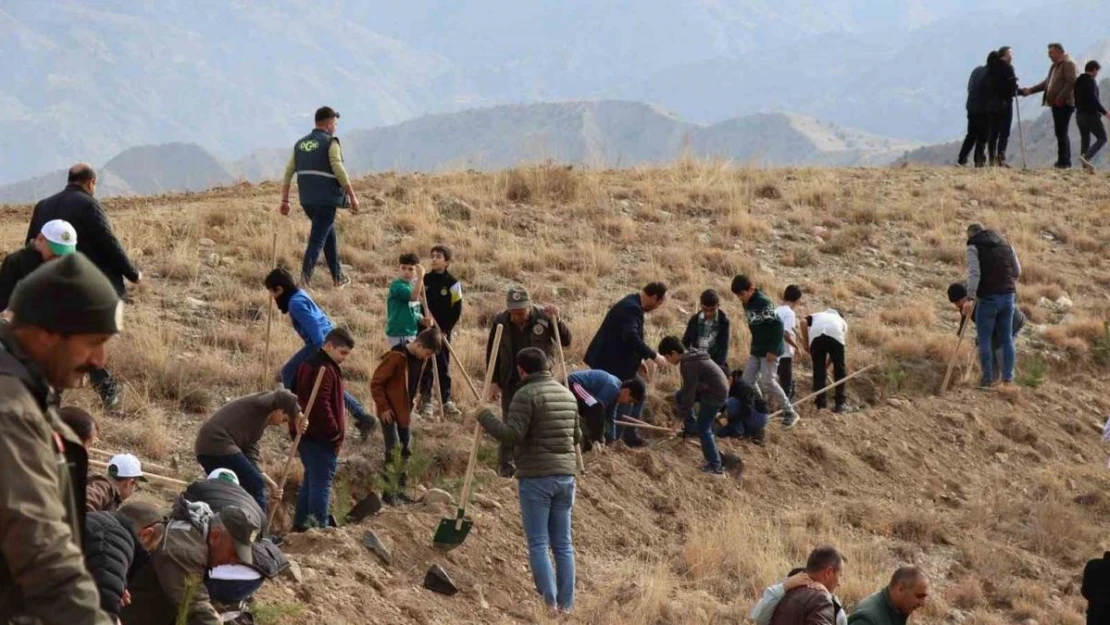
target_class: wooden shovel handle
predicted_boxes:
[768,364,877,420]
[551,320,585,474]
[88,459,188,488]
[452,324,503,530]
[268,366,326,526]
[940,303,977,394]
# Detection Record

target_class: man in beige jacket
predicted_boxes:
[1022,42,1079,168]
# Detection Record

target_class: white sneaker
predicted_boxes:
[1080,155,1095,172]
[444,401,462,418]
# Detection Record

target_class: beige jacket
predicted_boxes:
[1030,55,1079,107]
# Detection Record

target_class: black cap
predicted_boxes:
[315,106,340,123]
[947,282,968,303]
[10,253,122,335]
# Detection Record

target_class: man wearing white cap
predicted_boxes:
[0,219,77,311]
[87,453,146,513]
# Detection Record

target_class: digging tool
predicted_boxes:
[88,459,188,488]
[88,448,179,477]
[768,364,878,420]
[1015,98,1028,170]
[550,317,586,475]
[613,419,675,433]
[940,304,977,395]
[433,324,503,551]
[418,290,446,421]
[267,366,326,527]
[262,228,278,389]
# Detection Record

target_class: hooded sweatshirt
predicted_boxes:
[676,350,729,415]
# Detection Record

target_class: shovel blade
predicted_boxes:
[433,516,473,551]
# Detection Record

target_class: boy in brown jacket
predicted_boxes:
[370,328,443,504]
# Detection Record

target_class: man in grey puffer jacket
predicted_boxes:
[477,347,580,613]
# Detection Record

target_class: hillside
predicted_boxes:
[0,0,1090,183]
[6,164,1110,624]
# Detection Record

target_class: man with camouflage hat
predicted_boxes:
[0,252,122,625]
[486,285,571,477]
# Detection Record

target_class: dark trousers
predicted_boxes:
[382,423,412,494]
[197,453,268,514]
[810,336,847,408]
[420,332,453,403]
[576,399,607,452]
[988,104,1012,163]
[301,204,340,282]
[958,112,988,165]
[1078,112,1108,161]
[1052,106,1076,167]
[89,367,119,394]
[777,357,795,400]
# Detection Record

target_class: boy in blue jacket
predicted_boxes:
[264,268,377,438]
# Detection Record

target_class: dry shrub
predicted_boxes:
[724,206,770,237]
[781,246,817,268]
[878,307,936,328]
[755,183,782,200]
[576,562,676,625]
[118,405,174,460]
[948,576,986,610]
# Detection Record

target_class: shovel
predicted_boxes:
[433,324,503,551]
[267,366,326,528]
[550,317,585,474]
[940,304,976,395]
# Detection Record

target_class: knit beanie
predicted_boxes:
[10,252,123,335]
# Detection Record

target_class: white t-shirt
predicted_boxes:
[807,309,848,346]
[775,305,798,358]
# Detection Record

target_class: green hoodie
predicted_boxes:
[743,289,785,357]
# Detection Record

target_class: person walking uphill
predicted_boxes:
[486,285,571,477]
[476,347,581,613]
[25,164,139,409]
[194,389,306,514]
[1021,43,1079,168]
[0,252,124,625]
[264,268,376,436]
[1075,61,1110,171]
[279,106,360,288]
[963,224,1021,388]
[731,275,798,428]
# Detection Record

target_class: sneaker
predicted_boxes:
[334,273,351,289]
[1081,156,1095,172]
[782,413,800,430]
[443,401,462,418]
[701,464,725,476]
[956,160,968,168]
[419,400,435,420]
[832,404,851,414]
[98,381,123,410]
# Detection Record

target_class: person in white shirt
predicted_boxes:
[801,309,850,413]
[774,285,802,400]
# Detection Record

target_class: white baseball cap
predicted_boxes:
[108,453,147,482]
[40,220,78,256]
[208,468,240,485]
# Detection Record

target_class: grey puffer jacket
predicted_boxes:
[478,371,580,479]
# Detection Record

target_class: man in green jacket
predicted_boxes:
[477,347,580,613]
[848,567,930,625]
[731,275,798,428]
[0,253,122,625]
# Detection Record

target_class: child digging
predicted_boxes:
[658,336,729,476]
[370,327,444,505]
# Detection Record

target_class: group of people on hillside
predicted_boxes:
[959,42,1110,171]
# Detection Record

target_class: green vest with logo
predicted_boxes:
[293,129,346,208]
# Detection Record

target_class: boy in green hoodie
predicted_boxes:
[731,275,798,429]
[386,252,427,347]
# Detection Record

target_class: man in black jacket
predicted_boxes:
[1083,552,1110,625]
[987,46,1019,167]
[25,164,140,408]
[423,244,463,418]
[84,511,138,622]
[0,219,78,311]
[963,224,1021,388]
[958,53,992,167]
[1076,61,1109,172]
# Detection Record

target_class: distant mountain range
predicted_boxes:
[3,0,1099,185]
[0,101,920,203]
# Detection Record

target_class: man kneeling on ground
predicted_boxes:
[717,373,769,444]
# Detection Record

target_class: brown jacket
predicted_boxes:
[370,348,417,428]
[85,475,122,513]
[0,328,112,625]
[1030,55,1078,107]
[770,586,837,625]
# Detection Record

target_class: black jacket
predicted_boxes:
[966,65,990,113]
[84,511,138,618]
[986,57,1018,111]
[0,245,44,310]
[1076,73,1108,116]
[424,270,462,335]
[25,185,139,296]
[584,293,657,382]
[968,229,1018,297]
[1084,552,1110,625]
[681,309,730,370]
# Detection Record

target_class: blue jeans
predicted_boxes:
[197,453,267,513]
[282,345,373,427]
[974,293,1015,385]
[612,402,642,442]
[686,400,723,470]
[518,476,576,611]
[301,204,341,282]
[293,438,338,530]
[718,397,769,438]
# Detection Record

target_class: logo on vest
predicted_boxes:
[298,139,320,152]
[533,325,545,336]
[440,288,448,296]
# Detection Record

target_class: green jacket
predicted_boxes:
[743,290,786,357]
[385,278,422,338]
[0,328,112,625]
[478,371,580,479]
[847,589,907,625]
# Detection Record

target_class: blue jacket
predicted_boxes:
[584,293,656,381]
[288,290,334,348]
[568,369,621,415]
